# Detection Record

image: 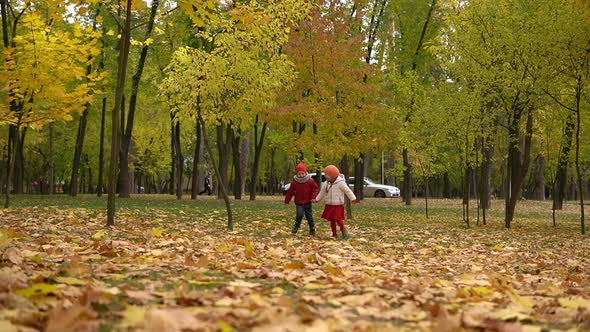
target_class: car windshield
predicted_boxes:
[364,177,376,185]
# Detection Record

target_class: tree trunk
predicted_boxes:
[13,128,26,194]
[250,116,267,200]
[443,172,451,198]
[198,114,233,230]
[191,120,202,200]
[425,176,429,219]
[232,133,242,200]
[118,0,159,198]
[174,121,183,200]
[341,155,353,220]
[239,131,249,196]
[354,156,364,200]
[97,96,106,197]
[170,111,175,195]
[531,155,546,200]
[107,0,132,227]
[480,136,493,209]
[386,154,396,186]
[269,147,277,195]
[402,148,412,205]
[87,154,93,193]
[505,108,533,227]
[553,112,574,210]
[575,78,585,234]
[70,105,89,196]
[4,126,13,207]
[217,124,232,199]
[49,123,55,194]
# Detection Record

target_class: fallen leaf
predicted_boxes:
[124,289,158,304]
[431,304,460,332]
[0,267,27,291]
[0,320,17,332]
[144,308,206,332]
[285,261,305,270]
[46,303,97,332]
[55,276,88,286]
[559,296,590,310]
[16,283,57,299]
[91,231,106,240]
[2,247,23,265]
[150,227,164,237]
[119,306,146,329]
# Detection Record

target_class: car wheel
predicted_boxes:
[374,190,386,198]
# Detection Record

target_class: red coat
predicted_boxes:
[285,178,319,205]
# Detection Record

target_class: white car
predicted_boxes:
[283,173,400,198]
[348,177,400,198]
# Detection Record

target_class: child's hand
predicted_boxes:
[351,200,358,205]
[311,199,317,203]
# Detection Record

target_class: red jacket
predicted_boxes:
[285,178,319,205]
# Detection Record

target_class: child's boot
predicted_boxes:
[291,222,301,234]
[309,227,316,237]
[341,229,349,240]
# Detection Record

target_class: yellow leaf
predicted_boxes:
[457,287,493,298]
[120,306,146,328]
[325,264,344,276]
[558,296,590,309]
[509,291,534,310]
[16,283,57,298]
[91,231,106,240]
[150,227,164,237]
[471,286,494,296]
[55,277,87,286]
[284,261,305,270]
[106,29,115,36]
[31,255,43,264]
[492,244,504,251]
[217,320,233,332]
[145,38,154,46]
[215,245,230,252]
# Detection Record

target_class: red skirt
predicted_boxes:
[321,205,345,222]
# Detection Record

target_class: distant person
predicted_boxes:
[285,163,318,236]
[199,174,211,195]
[312,165,357,239]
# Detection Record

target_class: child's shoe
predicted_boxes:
[341,229,349,240]
[310,228,316,236]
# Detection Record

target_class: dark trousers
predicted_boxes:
[293,203,315,233]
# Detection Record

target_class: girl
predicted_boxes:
[312,165,357,239]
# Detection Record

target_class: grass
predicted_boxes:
[8,193,585,231]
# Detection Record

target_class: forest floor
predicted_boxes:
[0,195,589,331]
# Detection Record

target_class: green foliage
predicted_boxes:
[0,13,105,128]
[160,0,309,131]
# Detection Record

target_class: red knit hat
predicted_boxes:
[324,165,340,178]
[295,163,307,173]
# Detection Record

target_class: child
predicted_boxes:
[312,165,356,239]
[284,163,319,236]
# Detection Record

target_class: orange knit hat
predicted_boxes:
[324,165,340,178]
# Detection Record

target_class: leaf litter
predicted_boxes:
[0,200,588,331]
